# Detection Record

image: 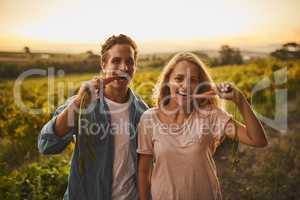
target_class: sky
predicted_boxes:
[0,0,300,53]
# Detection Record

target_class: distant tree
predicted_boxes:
[86,50,94,56]
[218,45,243,65]
[271,42,300,60]
[283,42,299,50]
[209,57,220,67]
[86,50,99,59]
[23,46,31,54]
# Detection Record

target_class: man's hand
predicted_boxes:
[74,76,118,108]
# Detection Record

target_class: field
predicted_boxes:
[0,54,300,200]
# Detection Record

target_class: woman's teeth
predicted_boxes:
[176,91,187,96]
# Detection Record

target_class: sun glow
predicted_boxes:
[0,0,299,52]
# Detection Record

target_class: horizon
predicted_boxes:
[0,39,289,55]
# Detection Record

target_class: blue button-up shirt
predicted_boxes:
[38,88,148,200]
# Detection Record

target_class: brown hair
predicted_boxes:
[153,52,220,108]
[100,34,138,67]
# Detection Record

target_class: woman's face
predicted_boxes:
[168,60,201,107]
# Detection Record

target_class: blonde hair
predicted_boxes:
[153,52,220,108]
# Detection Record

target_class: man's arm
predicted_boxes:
[38,76,117,155]
[54,96,79,137]
[38,96,77,155]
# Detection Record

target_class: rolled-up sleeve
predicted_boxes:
[136,112,153,155]
[38,96,76,155]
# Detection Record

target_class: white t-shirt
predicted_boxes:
[104,96,137,200]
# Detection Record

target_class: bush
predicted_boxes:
[0,157,69,200]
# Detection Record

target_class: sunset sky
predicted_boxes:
[1,0,299,53]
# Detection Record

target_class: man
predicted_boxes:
[38,34,148,200]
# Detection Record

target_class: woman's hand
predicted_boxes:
[215,82,244,105]
[215,82,268,147]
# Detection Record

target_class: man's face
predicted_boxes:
[102,44,136,90]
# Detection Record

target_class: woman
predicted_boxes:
[137,52,268,200]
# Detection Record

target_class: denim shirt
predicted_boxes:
[38,88,148,200]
